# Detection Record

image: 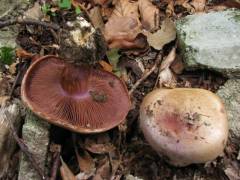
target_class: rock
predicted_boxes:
[0,102,21,178]
[18,110,50,180]
[0,0,31,18]
[176,9,240,77]
[0,29,17,48]
[125,174,144,180]
[0,0,32,49]
[217,79,240,138]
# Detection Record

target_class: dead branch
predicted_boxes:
[0,18,60,30]
[129,52,162,95]
[50,145,61,180]
[8,120,48,180]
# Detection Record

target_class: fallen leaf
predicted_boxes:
[138,0,160,31]
[104,0,142,49]
[0,77,11,96]
[93,158,111,180]
[99,60,113,72]
[224,166,240,180]
[170,56,184,74]
[24,2,43,20]
[166,0,175,16]
[145,18,176,50]
[84,134,116,154]
[16,49,34,59]
[76,172,93,180]
[190,0,206,12]
[75,150,95,174]
[176,0,195,13]
[94,0,110,6]
[0,96,10,107]
[60,157,76,180]
[9,63,17,75]
[89,6,105,32]
[118,58,144,78]
[157,47,177,88]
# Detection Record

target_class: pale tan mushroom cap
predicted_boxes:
[140,88,228,166]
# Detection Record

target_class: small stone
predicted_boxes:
[18,110,50,180]
[176,9,240,77]
[0,30,17,49]
[125,174,144,180]
[217,79,240,138]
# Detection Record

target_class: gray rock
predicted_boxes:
[0,0,32,49]
[0,0,31,18]
[18,110,50,180]
[217,79,240,137]
[0,29,18,48]
[176,9,240,77]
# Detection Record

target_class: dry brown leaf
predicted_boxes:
[166,0,175,16]
[60,157,76,180]
[157,47,177,88]
[145,18,176,50]
[170,56,184,74]
[84,134,116,154]
[85,141,116,154]
[104,0,142,49]
[9,63,17,75]
[75,150,95,174]
[92,158,111,180]
[99,60,113,72]
[190,0,206,12]
[0,96,10,107]
[16,48,33,59]
[138,0,160,31]
[94,0,110,5]
[89,6,105,32]
[23,2,43,20]
[0,77,10,97]
[224,166,240,180]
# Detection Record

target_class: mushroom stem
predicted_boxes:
[60,65,90,96]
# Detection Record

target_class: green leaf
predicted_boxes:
[75,6,81,14]
[58,0,71,9]
[106,48,121,75]
[0,47,15,65]
[41,3,51,15]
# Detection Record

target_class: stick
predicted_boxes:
[7,119,48,180]
[10,62,28,98]
[50,145,61,180]
[129,52,162,95]
[0,18,60,30]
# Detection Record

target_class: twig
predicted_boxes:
[129,52,162,95]
[0,18,60,30]
[50,145,61,180]
[10,61,28,98]
[8,120,48,180]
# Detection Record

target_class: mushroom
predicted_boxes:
[140,88,228,166]
[21,56,131,133]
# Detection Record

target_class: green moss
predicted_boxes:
[0,46,15,65]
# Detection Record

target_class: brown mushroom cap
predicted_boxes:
[140,88,228,166]
[21,56,131,133]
